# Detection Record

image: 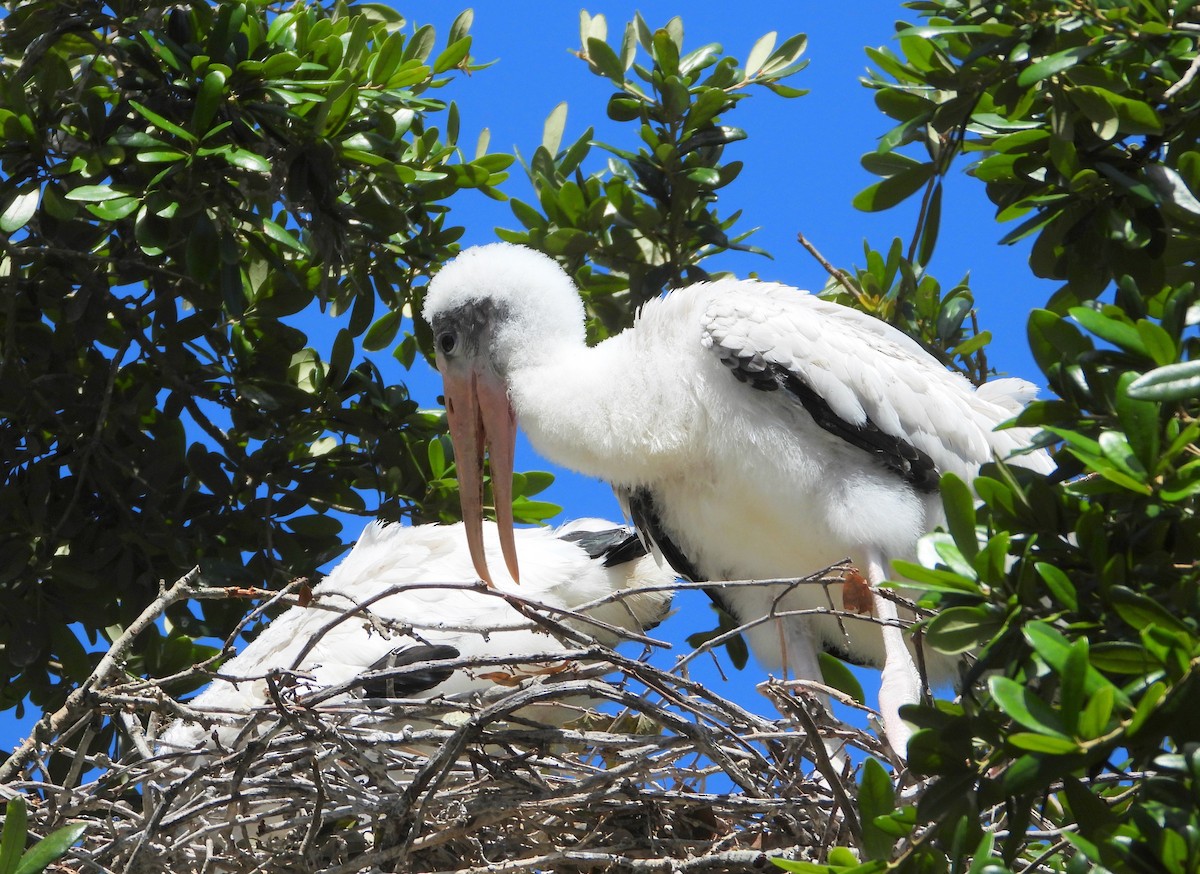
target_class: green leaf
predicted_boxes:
[285,514,343,537]
[260,218,310,254]
[939,472,977,560]
[1115,370,1160,471]
[915,182,941,266]
[853,163,934,212]
[135,149,187,163]
[586,36,624,82]
[223,148,271,173]
[745,31,776,77]
[1017,45,1098,87]
[129,99,198,144]
[1135,320,1177,368]
[685,167,722,186]
[12,822,86,874]
[1078,683,1114,740]
[860,150,924,177]
[1024,622,1131,708]
[64,184,126,202]
[1097,430,1149,484]
[989,675,1070,739]
[1007,732,1082,755]
[1,795,28,874]
[1069,306,1149,357]
[0,186,40,232]
[1069,86,1163,136]
[542,102,568,156]
[87,196,140,222]
[362,310,401,352]
[651,29,680,77]
[428,436,446,478]
[193,69,227,131]
[1088,641,1155,674]
[1110,585,1192,635]
[1035,562,1077,611]
[1027,309,1093,373]
[818,652,865,703]
[891,558,978,594]
[432,37,471,74]
[1128,681,1167,736]
[1127,360,1200,401]
[448,8,473,45]
[858,758,896,860]
[924,605,996,654]
[1060,639,1088,734]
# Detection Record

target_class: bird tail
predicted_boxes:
[977,377,1040,415]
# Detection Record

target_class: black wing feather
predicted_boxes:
[715,349,940,493]
[558,526,650,568]
[358,643,460,698]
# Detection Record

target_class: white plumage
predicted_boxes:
[159,518,673,752]
[422,243,1054,757]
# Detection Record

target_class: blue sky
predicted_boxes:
[2,3,1056,754]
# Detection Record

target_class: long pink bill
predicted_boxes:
[441,366,521,587]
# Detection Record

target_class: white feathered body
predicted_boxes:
[159,519,671,751]
[503,278,1052,678]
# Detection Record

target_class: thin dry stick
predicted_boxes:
[797,231,866,306]
[1165,49,1200,98]
[0,567,202,784]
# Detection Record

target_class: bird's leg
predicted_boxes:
[774,615,848,772]
[777,618,790,679]
[867,551,921,759]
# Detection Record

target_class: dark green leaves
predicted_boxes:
[1069,86,1163,137]
[1016,45,1099,87]
[0,796,86,874]
[862,2,1200,305]
[1128,361,1200,401]
[0,186,40,232]
[0,0,508,750]
[852,162,934,212]
[858,758,898,859]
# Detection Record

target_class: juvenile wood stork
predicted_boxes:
[422,243,1054,755]
[159,518,673,752]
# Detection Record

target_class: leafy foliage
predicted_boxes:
[498,11,808,340]
[0,0,551,744]
[795,2,1200,871]
[0,795,86,874]
[813,236,994,384]
[860,0,1200,310]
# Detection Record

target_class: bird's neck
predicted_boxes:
[505,334,689,485]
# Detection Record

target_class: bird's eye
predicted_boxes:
[438,332,457,355]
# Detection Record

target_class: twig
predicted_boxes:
[796,232,866,306]
[0,567,202,784]
[1165,50,1200,98]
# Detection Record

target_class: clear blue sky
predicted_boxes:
[2,3,1056,754]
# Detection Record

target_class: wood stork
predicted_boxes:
[421,242,1054,756]
[159,518,673,752]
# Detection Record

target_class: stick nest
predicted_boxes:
[2,571,904,873]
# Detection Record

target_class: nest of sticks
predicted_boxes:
[1,566,912,874]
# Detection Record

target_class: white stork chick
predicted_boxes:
[159,518,673,752]
[422,243,1054,757]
